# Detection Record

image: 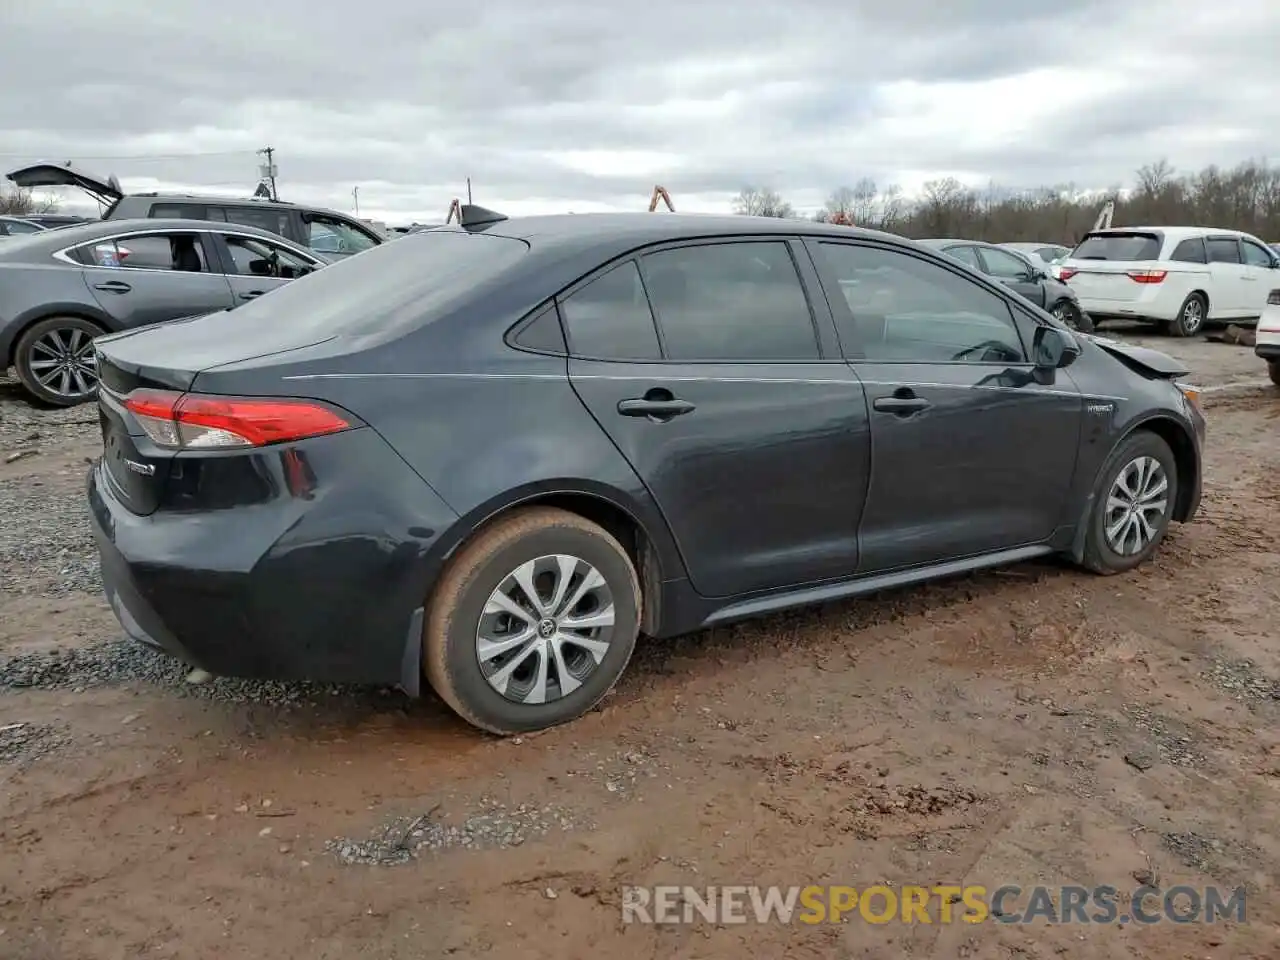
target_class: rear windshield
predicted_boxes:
[1070,231,1162,261]
[219,228,529,339]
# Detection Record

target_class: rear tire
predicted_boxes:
[1170,293,1207,338]
[1269,360,1280,388]
[13,316,105,407]
[423,507,642,736]
[1080,431,1178,575]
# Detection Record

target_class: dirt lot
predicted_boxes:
[2,329,1279,960]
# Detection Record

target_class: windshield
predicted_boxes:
[1070,232,1162,261]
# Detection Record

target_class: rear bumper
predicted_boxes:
[87,427,459,689]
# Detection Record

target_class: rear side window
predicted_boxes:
[203,229,529,340]
[1206,238,1241,264]
[1070,232,1161,261]
[1169,237,1207,263]
[640,241,820,361]
[560,260,661,360]
[72,232,208,272]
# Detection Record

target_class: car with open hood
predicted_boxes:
[7,161,384,260]
[86,206,1205,736]
[0,217,328,405]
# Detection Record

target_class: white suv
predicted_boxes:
[1256,288,1280,386]
[1058,227,1280,337]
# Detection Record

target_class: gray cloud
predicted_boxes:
[2,0,1278,221]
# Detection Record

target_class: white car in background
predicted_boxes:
[1256,288,1280,386]
[1058,226,1280,337]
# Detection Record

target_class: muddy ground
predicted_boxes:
[1,328,1278,960]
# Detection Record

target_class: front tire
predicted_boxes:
[1170,293,1207,338]
[1080,431,1178,575]
[424,507,642,735]
[13,316,105,407]
[1051,300,1095,333]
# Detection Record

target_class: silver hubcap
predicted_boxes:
[1104,456,1169,556]
[1182,300,1203,332]
[476,554,616,705]
[28,328,98,398]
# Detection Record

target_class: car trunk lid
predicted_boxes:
[7,161,124,207]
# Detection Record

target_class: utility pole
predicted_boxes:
[257,146,278,201]
[352,186,360,216]
[466,177,472,204]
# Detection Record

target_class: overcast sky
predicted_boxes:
[3,0,1277,223]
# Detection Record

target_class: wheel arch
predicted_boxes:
[429,481,682,636]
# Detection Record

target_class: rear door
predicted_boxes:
[208,232,324,304]
[808,239,1083,574]
[1205,236,1248,314]
[564,238,871,598]
[68,230,236,330]
[1239,236,1278,318]
[977,245,1047,308]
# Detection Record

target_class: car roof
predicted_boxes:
[121,192,363,222]
[1086,225,1251,239]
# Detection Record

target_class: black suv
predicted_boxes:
[7,161,385,259]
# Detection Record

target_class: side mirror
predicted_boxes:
[1032,325,1081,370]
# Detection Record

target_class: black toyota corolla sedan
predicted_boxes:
[87,208,1205,735]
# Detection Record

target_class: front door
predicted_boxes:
[1205,236,1249,315]
[562,241,871,598]
[977,245,1047,308]
[74,231,236,330]
[808,239,1083,574]
[210,232,323,304]
[1239,236,1278,318]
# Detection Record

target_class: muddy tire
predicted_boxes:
[423,507,641,736]
[13,316,105,407]
[1170,293,1207,338]
[1269,360,1280,387]
[1081,431,1178,575]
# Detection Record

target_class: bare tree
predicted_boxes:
[733,186,794,219]
[0,185,58,217]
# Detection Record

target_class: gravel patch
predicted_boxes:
[1203,656,1280,705]
[0,473,101,597]
[327,798,591,865]
[0,720,70,767]
[0,636,397,709]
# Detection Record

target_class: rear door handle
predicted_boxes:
[873,396,931,414]
[618,398,696,419]
[93,280,131,294]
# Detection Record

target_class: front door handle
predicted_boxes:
[617,394,696,420]
[238,290,265,300]
[93,280,132,294]
[873,396,931,415]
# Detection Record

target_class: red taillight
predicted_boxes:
[1126,270,1167,284]
[1058,267,1078,281]
[124,389,352,450]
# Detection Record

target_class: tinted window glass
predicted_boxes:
[641,241,818,361]
[1206,238,1241,264]
[307,217,378,254]
[220,205,292,238]
[1241,238,1273,267]
[1035,246,1068,262]
[980,247,1034,279]
[560,260,661,360]
[152,203,207,220]
[78,233,207,272]
[511,303,567,354]
[220,234,318,280]
[944,246,982,269]
[1070,232,1161,261]
[3,219,43,235]
[817,242,1025,364]
[1170,238,1207,263]
[204,229,528,341]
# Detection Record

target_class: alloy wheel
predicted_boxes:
[27,327,99,400]
[475,554,617,705]
[1104,456,1169,556]
[1181,298,1204,335]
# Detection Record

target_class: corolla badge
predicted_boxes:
[122,458,155,476]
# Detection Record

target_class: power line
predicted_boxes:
[0,149,256,162]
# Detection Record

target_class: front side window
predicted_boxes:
[1241,238,1274,267]
[980,247,1035,280]
[73,232,207,272]
[640,241,819,361]
[220,234,319,280]
[560,260,661,360]
[817,242,1025,364]
[307,217,379,255]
